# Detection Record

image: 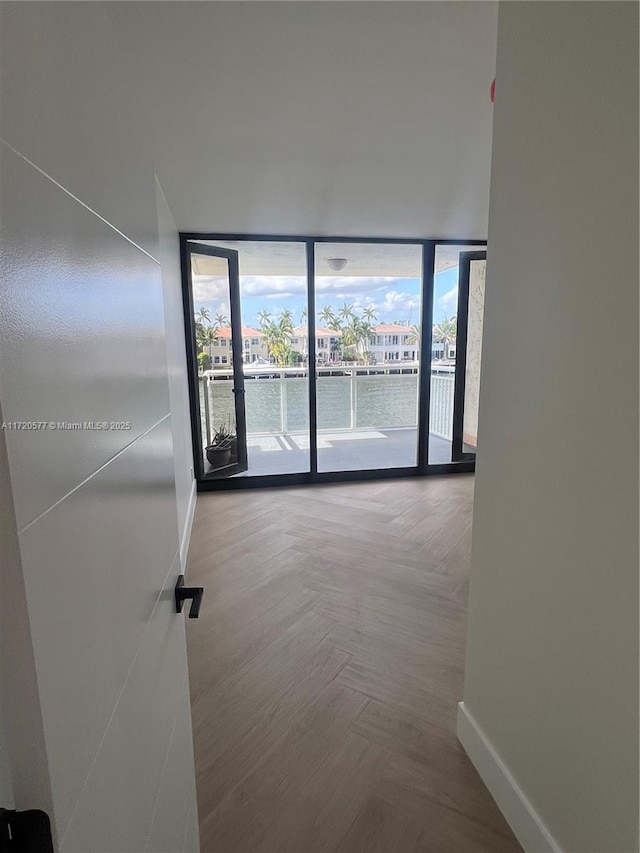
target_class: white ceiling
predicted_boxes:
[191,239,480,276]
[110,2,498,239]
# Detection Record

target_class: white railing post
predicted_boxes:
[280,371,287,434]
[203,375,212,446]
[428,369,455,440]
[280,370,289,435]
[350,370,356,430]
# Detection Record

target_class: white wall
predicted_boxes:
[156,180,197,567]
[0,722,13,811]
[0,2,159,259]
[461,3,638,852]
[0,403,52,818]
[109,1,498,239]
[0,421,16,814]
[0,3,198,849]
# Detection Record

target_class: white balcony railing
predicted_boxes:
[199,364,455,445]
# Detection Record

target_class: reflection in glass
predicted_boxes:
[191,251,241,477]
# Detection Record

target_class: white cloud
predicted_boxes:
[240,276,307,297]
[194,274,422,325]
[237,275,406,298]
[438,285,458,313]
[196,274,416,302]
[265,292,299,300]
[349,295,379,311]
[315,276,399,296]
[192,275,229,302]
[315,289,420,324]
[381,290,421,314]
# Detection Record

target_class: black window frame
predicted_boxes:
[180,233,486,492]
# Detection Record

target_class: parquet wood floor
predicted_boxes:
[185,475,521,853]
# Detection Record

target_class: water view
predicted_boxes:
[200,368,455,439]
[189,239,478,476]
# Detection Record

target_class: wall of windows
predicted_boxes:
[181,235,486,488]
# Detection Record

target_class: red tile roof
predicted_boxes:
[215,326,264,338]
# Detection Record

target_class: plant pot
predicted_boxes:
[206,445,232,468]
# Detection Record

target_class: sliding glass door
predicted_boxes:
[191,239,310,477]
[313,242,422,473]
[182,235,486,489]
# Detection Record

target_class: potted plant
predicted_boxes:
[206,422,235,468]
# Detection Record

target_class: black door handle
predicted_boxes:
[175,575,204,619]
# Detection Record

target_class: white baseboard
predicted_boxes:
[457,702,561,853]
[179,480,197,574]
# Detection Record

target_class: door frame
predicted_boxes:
[180,234,486,491]
[452,250,487,462]
[181,241,248,483]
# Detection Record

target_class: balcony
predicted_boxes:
[199,364,456,475]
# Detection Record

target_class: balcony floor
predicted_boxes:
[236,429,453,477]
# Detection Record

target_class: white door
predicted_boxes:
[0,142,199,851]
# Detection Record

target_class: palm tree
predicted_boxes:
[342,317,368,363]
[338,302,355,324]
[406,324,421,362]
[358,318,375,355]
[407,324,421,346]
[300,308,307,324]
[195,322,208,354]
[319,305,335,326]
[432,316,457,359]
[363,306,377,323]
[353,317,376,362]
[257,309,272,328]
[196,306,211,325]
[204,312,226,355]
[260,311,296,365]
[279,309,294,335]
[261,321,280,363]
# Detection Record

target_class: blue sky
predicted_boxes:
[192,266,460,329]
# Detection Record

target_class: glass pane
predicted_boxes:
[315,243,422,472]
[429,244,483,463]
[462,257,486,454]
[190,251,239,477]
[200,240,309,476]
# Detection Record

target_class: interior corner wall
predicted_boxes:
[462,2,639,852]
[156,179,196,563]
